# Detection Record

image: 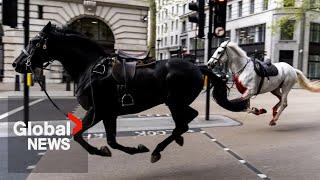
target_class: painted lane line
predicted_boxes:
[258,174,268,179]
[38,152,46,156]
[26,165,36,170]
[201,130,270,180]
[0,98,45,120]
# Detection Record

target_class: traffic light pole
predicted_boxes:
[205,0,214,121]
[24,0,30,127]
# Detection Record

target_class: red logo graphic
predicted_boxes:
[67,113,83,135]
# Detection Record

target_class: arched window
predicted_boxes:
[69,18,115,54]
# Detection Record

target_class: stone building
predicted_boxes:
[0,0,149,82]
[156,0,320,79]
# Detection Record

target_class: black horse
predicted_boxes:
[13,22,248,163]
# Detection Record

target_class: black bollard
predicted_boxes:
[66,76,71,91]
[41,75,46,91]
[15,74,20,91]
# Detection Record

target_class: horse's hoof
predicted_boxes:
[137,144,150,153]
[260,108,267,114]
[269,120,276,126]
[151,153,161,163]
[99,146,112,157]
[175,136,184,146]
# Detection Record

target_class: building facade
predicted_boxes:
[156,0,320,79]
[0,0,149,82]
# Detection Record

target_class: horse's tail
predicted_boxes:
[295,69,320,92]
[198,65,249,112]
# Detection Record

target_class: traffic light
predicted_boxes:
[2,0,18,28]
[214,0,227,37]
[188,0,205,38]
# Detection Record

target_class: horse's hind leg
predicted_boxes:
[151,106,198,163]
[269,81,294,126]
[74,108,111,156]
[271,88,282,118]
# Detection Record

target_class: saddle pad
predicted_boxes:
[254,59,279,77]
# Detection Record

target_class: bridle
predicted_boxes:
[211,40,230,66]
[21,33,68,118]
[22,33,53,71]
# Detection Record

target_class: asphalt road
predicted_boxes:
[1,89,320,180]
[0,97,79,180]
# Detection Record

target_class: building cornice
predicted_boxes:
[50,0,149,10]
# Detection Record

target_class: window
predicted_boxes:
[164,23,168,33]
[250,0,255,14]
[164,37,167,46]
[228,5,232,19]
[182,21,187,33]
[263,0,268,10]
[279,50,294,66]
[176,19,179,30]
[284,0,295,7]
[280,20,295,40]
[171,21,174,31]
[238,1,242,17]
[38,5,43,19]
[181,39,187,48]
[175,35,178,44]
[176,4,179,14]
[171,36,173,45]
[183,4,186,14]
[237,24,266,44]
[310,23,320,43]
[308,55,320,79]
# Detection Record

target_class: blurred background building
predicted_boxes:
[156,0,320,79]
[0,0,149,82]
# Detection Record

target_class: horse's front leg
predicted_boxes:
[74,108,112,156]
[242,89,267,115]
[103,116,150,155]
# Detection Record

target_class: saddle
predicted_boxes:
[92,51,155,107]
[253,58,279,95]
[253,59,279,78]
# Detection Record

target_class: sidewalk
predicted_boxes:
[0,83,75,98]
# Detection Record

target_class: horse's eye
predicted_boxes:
[217,51,221,54]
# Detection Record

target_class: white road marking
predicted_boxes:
[0,98,45,120]
[200,130,206,134]
[224,148,230,151]
[257,174,268,179]
[210,138,217,142]
[38,152,46,156]
[239,160,246,164]
[26,165,36,170]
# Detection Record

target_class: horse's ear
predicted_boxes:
[42,21,52,34]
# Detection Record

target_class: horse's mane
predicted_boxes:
[51,25,107,56]
[227,41,248,58]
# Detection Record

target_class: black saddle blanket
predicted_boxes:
[253,59,278,78]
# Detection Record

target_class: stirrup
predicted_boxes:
[121,93,135,107]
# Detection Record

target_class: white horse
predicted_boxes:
[207,41,320,126]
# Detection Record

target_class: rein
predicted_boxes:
[22,43,69,118]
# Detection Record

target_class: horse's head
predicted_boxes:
[13,22,54,73]
[207,40,230,68]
